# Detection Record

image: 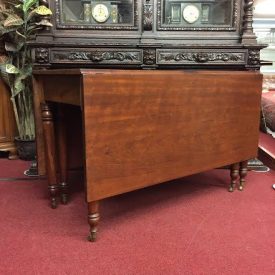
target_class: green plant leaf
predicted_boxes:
[26,25,41,34]
[3,14,24,27]
[0,25,18,35]
[5,41,17,52]
[5,63,19,74]
[27,5,52,21]
[17,41,25,52]
[10,70,31,97]
[16,29,26,39]
[0,25,6,35]
[0,64,11,86]
[13,75,25,96]
[15,4,23,9]
[23,0,38,13]
[32,5,52,16]
[35,19,53,27]
[0,8,15,17]
[5,40,24,52]
[23,65,32,75]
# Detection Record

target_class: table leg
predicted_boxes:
[57,105,68,204]
[41,103,59,209]
[229,163,239,192]
[88,201,100,242]
[239,160,248,191]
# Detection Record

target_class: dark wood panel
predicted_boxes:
[82,70,262,201]
[33,73,83,175]
[43,76,81,106]
[0,78,17,159]
[33,76,46,174]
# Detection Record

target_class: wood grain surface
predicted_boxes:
[0,78,17,158]
[82,70,262,201]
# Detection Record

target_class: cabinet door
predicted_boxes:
[56,0,138,31]
[159,0,236,31]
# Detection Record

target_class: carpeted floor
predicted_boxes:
[0,159,275,275]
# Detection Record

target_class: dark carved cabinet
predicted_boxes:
[32,0,264,70]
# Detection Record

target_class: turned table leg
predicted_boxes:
[57,105,68,204]
[239,160,248,191]
[229,163,239,192]
[41,103,59,209]
[88,201,100,242]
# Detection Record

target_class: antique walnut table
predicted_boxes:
[33,69,262,241]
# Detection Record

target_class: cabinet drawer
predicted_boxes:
[50,48,143,65]
[156,49,247,66]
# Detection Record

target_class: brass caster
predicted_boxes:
[51,199,57,209]
[60,183,68,204]
[61,194,68,205]
[88,232,97,242]
[238,185,244,191]
[228,184,235,192]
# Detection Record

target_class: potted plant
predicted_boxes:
[0,0,52,160]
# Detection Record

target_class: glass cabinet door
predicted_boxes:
[160,0,234,29]
[59,0,136,28]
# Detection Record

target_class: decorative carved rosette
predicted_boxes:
[35,48,49,64]
[248,50,260,66]
[143,49,156,65]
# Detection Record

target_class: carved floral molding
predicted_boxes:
[158,51,245,64]
[52,50,142,64]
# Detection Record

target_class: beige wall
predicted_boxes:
[254,0,275,17]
